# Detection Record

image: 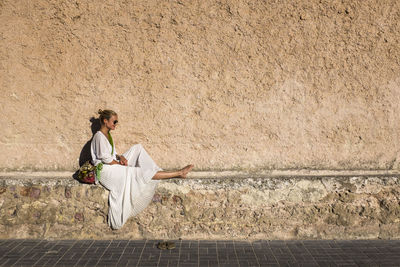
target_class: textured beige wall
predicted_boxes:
[1,0,400,171]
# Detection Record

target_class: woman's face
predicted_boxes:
[104,115,118,131]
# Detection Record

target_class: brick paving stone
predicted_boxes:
[204,260,219,266]
[237,260,259,267]
[179,264,198,267]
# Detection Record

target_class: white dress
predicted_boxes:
[90,131,161,229]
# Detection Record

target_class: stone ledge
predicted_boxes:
[0,171,399,240]
[1,169,400,185]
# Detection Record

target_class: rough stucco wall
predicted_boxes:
[1,0,400,171]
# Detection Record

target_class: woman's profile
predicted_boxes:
[91,109,194,230]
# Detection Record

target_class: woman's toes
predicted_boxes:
[186,164,194,171]
[183,165,193,174]
[178,165,194,178]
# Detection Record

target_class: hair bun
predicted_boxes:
[98,109,103,114]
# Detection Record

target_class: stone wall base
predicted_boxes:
[0,172,399,240]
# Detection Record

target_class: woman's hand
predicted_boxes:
[119,155,128,166]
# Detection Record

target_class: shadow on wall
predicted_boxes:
[79,117,101,166]
[73,117,101,181]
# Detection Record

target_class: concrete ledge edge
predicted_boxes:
[1,169,400,179]
[0,170,399,186]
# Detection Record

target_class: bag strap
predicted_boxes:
[108,132,114,155]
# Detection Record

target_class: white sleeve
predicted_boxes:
[93,134,114,164]
[114,144,117,158]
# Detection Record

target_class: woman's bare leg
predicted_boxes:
[152,165,194,180]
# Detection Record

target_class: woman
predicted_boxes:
[91,109,194,230]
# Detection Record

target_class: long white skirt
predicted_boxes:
[98,144,162,230]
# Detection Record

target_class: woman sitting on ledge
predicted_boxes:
[91,109,194,230]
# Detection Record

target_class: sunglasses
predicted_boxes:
[113,120,118,125]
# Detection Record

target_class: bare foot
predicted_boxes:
[179,164,194,178]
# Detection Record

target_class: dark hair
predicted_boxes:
[98,109,117,125]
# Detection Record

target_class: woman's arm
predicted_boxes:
[93,133,116,164]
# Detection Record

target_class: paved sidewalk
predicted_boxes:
[1,239,399,267]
